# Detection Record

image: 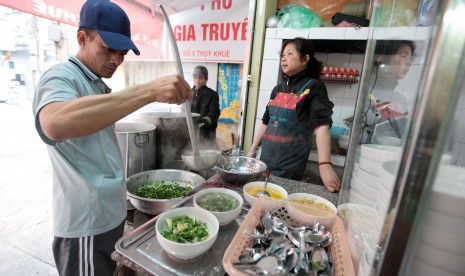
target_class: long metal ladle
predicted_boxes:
[158,4,203,168]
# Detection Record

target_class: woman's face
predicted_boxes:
[280,43,309,76]
[385,44,414,79]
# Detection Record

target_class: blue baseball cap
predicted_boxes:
[79,0,140,55]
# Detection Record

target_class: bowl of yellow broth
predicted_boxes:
[242,181,288,206]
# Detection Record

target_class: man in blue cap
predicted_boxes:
[32,1,191,275]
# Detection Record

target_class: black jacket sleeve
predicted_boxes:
[297,80,334,130]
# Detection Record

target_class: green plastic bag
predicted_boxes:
[277,4,322,28]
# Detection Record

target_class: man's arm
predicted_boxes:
[39,75,190,141]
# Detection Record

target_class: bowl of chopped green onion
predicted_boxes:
[193,188,243,226]
[155,207,219,260]
[126,170,206,215]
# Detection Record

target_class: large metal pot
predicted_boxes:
[115,122,156,178]
[135,111,201,169]
[126,169,206,215]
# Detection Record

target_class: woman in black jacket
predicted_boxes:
[248,38,340,192]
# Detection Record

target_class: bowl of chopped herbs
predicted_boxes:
[155,207,219,260]
[126,170,206,214]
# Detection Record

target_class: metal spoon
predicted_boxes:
[257,169,271,197]
[234,256,285,275]
[311,246,329,272]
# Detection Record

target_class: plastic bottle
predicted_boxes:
[417,0,436,26]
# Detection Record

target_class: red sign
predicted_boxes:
[0,0,164,60]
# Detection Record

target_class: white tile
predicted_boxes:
[263,38,283,60]
[265,28,277,39]
[326,82,345,98]
[309,27,345,39]
[330,97,343,125]
[349,54,365,71]
[259,60,280,90]
[415,26,433,40]
[373,27,416,40]
[276,28,310,39]
[256,89,272,120]
[345,27,369,40]
[449,140,462,165]
[344,83,360,99]
[327,53,351,68]
[315,53,328,66]
[340,98,357,126]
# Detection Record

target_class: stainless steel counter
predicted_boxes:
[112,173,339,275]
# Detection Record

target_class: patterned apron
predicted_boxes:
[260,79,314,180]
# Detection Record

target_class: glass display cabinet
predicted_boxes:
[338,0,465,275]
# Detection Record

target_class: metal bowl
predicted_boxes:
[214,155,267,186]
[126,169,206,215]
[181,150,221,171]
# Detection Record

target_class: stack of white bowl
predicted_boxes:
[347,144,402,275]
[408,164,465,275]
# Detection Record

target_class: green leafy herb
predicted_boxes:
[162,215,209,243]
[197,192,239,212]
[132,181,192,199]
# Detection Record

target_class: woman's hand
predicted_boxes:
[319,164,340,192]
[247,146,258,158]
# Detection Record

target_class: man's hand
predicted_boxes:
[201,117,212,128]
[147,75,191,105]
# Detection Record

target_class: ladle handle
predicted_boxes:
[264,169,270,189]
[158,4,201,162]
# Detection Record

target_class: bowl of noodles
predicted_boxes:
[286,193,337,215]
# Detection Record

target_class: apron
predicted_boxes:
[260,79,314,180]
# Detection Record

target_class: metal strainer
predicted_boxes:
[214,155,267,185]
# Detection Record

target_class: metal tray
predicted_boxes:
[115,195,247,275]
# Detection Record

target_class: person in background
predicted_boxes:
[363,40,416,144]
[32,1,191,275]
[248,38,340,192]
[190,65,221,143]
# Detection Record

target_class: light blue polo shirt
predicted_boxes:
[32,56,126,238]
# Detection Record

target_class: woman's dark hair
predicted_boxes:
[281,38,322,79]
[374,40,416,56]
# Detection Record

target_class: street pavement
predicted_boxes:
[0,102,57,275]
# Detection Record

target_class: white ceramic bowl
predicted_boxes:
[356,166,381,189]
[155,207,219,260]
[242,181,287,206]
[286,193,337,214]
[338,134,350,149]
[359,156,382,176]
[360,144,402,163]
[349,188,377,209]
[380,160,399,192]
[351,174,379,203]
[377,179,392,208]
[430,164,465,219]
[193,188,243,226]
